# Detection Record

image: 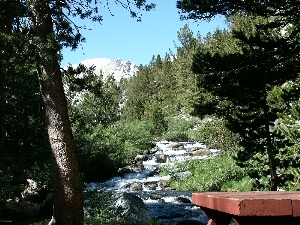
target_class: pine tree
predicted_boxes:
[271,81,300,189]
[191,14,298,190]
[173,25,203,116]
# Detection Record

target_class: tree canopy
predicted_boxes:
[177,0,300,190]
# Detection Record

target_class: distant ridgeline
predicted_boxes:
[69,58,138,82]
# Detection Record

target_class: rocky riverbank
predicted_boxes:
[88,141,220,225]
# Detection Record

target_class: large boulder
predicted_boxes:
[111,192,152,225]
[185,147,212,157]
[191,149,212,157]
[118,164,145,174]
[174,197,191,204]
[144,181,158,190]
[129,183,143,191]
[159,175,171,190]
[21,179,50,204]
[135,154,148,162]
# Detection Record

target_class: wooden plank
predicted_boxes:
[192,191,300,216]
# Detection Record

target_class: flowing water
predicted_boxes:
[88,141,220,225]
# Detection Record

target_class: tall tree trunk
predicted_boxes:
[263,98,277,191]
[27,1,83,224]
[0,61,4,153]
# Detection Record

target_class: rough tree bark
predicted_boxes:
[0,61,4,153]
[27,0,84,224]
[263,98,278,191]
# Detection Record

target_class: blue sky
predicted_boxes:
[61,1,227,67]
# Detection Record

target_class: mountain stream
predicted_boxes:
[88,141,220,225]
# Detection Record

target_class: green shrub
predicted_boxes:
[75,123,132,182]
[162,131,189,142]
[161,116,200,141]
[74,119,156,182]
[163,153,246,192]
[112,120,155,150]
[195,116,240,151]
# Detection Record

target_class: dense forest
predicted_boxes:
[1,0,300,224]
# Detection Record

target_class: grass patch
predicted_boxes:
[162,153,248,192]
[221,176,255,192]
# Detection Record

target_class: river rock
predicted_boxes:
[21,179,49,204]
[149,147,159,154]
[130,183,143,191]
[144,181,158,190]
[155,154,169,163]
[174,171,192,181]
[150,194,163,200]
[118,164,145,174]
[185,147,212,157]
[159,175,171,189]
[135,154,148,162]
[166,142,182,149]
[111,193,152,225]
[174,197,191,204]
[140,149,150,155]
[191,149,212,157]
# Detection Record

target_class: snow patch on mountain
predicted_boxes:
[71,58,138,82]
